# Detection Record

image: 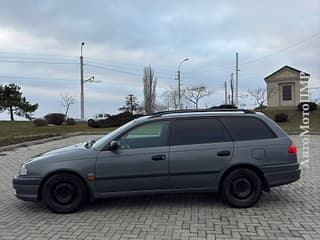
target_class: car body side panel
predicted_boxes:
[223,136,299,189]
[95,147,170,193]
[229,137,293,166]
[19,148,99,198]
[169,142,233,190]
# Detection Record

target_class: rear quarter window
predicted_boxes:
[221,116,276,141]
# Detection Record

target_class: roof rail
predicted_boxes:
[149,109,255,118]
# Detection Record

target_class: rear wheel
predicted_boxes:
[221,168,262,208]
[42,173,87,213]
[88,119,95,127]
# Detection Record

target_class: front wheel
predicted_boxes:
[42,173,87,213]
[221,168,262,208]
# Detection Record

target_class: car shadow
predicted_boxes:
[85,192,224,211]
[13,187,302,214]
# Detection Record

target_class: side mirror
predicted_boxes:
[109,141,118,151]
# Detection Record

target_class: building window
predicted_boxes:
[282,85,292,101]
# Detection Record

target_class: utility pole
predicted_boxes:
[174,72,179,110]
[176,58,189,110]
[235,52,239,107]
[230,73,234,105]
[80,42,85,120]
[224,79,228,104]
[177,70,181,109]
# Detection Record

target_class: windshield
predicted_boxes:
[92,117,148,150]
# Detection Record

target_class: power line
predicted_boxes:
[86,63,143,77]
[0,51,175,74]
[193,31,320,75]
[240,32,320,66]
[86,63,174,79]
[0,50,77,60]
[0,58,175,79]
[77,58,177,78]
[1,32,318,80]
[0,74,77,82]
[0,59,78,65]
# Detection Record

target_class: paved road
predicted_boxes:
[0,135,319,240]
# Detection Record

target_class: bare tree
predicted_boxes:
[161,86,186,110]
[247,88,267,111]
[143,66,157,114]
[154,101,169,112]
[61,94,75,118]
[184,85,210,109]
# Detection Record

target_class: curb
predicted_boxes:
[0,132,104,152]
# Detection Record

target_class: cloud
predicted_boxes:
[0,0,319,119]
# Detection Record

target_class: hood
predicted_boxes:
[22,142,99,172]
[24,142,97,165]
[42,142,87,156]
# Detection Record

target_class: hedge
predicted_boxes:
[88,112,143,128]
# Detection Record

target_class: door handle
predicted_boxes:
[152,154,166,161]
[217,150,231,157]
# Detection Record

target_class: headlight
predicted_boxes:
[19,164,28,176]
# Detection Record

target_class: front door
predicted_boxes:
[95,120,170,193]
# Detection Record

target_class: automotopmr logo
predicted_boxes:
[299,72,310,167]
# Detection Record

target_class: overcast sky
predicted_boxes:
[0,0,319,120]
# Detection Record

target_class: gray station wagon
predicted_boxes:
[13,109,300,213]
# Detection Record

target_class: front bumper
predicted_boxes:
[12,175,41,201]
[262,162,301,188]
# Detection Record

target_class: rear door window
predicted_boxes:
[221,116,276,141]
[172,118,231,146]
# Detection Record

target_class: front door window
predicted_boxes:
[116,121,169,149]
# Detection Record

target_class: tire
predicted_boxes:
[42,173,87,213]
[88,119,95,127]
[221,168,262,208]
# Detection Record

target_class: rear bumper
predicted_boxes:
[12,175,41,201]
[262,163,301,188]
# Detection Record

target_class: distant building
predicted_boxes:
[264,65,310,107]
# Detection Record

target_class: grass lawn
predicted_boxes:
[260,108,320,132]
[0,121,115,147]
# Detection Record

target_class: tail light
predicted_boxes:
[288,144,297,154]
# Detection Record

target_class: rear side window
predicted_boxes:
[221,116,276,141]
[172,118,231,145]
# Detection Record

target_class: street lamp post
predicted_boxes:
[84,76,95,83]
[80,43,99,120]
[177,58,189,109]
[80,42,85,120]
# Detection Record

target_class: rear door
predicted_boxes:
[169,117,233,190]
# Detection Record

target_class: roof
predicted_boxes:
[264,65,310,81]
[149,109,255,119]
